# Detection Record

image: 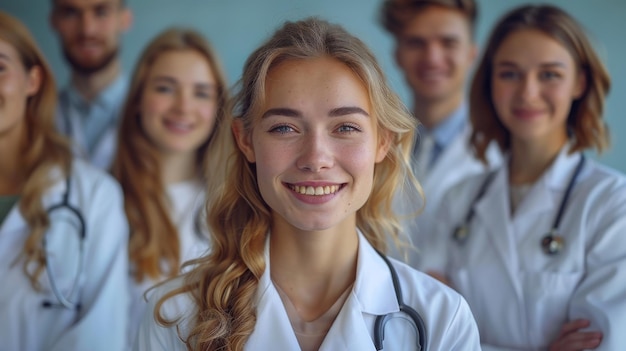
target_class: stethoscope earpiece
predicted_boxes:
[541,232,564,255]
[452,225,469,245]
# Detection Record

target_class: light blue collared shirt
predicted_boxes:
[415,102,468,167]
[59,74,128,153]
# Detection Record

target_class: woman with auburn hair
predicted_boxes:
[134,17,480,351]
[110,27,230,345]
[426,4,626,350]
[0,11,129,351]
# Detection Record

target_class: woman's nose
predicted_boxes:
[296,133,334,172]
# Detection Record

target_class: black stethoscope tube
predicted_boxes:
[41,176,85,310]
[453,153,586,255]
[374,250,427,351]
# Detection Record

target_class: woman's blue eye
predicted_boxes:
[337,124,360,133]
[269,125,295,134]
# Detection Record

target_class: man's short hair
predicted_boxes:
[380,0,477,37]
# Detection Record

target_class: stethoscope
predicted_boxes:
[374,250,427,351]
[453,154,586,255]
[41,176,86,310]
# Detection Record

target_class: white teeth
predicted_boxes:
[292,185,339,195]
[166,121,192,132]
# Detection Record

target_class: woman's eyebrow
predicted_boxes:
[262,108,302,119]
[329,106,370,118]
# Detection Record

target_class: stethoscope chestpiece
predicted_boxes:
[452,225,469,245]
[541,232,564,255]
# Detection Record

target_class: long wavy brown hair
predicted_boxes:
[155,17,419,350]
[0,11,73,287]
[470,4,611,164]
[110,28,229,282]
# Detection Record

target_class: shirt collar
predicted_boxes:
[421,101,468,150]
[65,74,129,111]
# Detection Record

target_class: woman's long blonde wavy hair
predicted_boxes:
[470,4,611,164]
[110,28,230,282]
[0,11,73,287]
[155,17,419,350]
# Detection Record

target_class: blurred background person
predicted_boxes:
[110,27,230,347]
[0,11,129,351]
[379,0,500,269]
[427,4,626,350]
[50,0,132,170]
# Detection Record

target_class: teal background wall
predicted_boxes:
[2,0,625,172]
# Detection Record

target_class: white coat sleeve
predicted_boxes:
[567,188,626,350]
[436,294,482,351]
[48,175,130,351]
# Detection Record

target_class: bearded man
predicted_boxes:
[51,0,132,170]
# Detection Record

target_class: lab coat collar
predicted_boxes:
[249,230,398,350]
[543,144,584,190]
[353,230,400,316]
[505,144,583,219]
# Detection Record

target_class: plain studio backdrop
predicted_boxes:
[2,0,625,172]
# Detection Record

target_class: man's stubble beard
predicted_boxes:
[63,44,119,76]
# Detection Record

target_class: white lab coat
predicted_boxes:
[134,231,481,350]
[0,159,130,351]
[429,146,626,350]
[392,124,500,270]
[127,180,210,348]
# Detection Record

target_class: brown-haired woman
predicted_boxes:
[0,11,129,351]
[110,27,230,346]
[427,4,626,350]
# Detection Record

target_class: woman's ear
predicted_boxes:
[26,65,42,97]
[232,118,255,163]
[573,70,587,99]
[375,129,392,163]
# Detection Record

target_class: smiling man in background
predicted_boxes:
[380,0,500,269]
[51,0,132,170]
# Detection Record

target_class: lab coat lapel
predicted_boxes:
[319,293,376,351]
[423,127,469,206]
[246,239,300,350]
[473,167,523,288]
[320,232,397,351]
[91,127,118,170]
[545,148,583,186]
[511,148,583,245]
[246,283,300,350]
